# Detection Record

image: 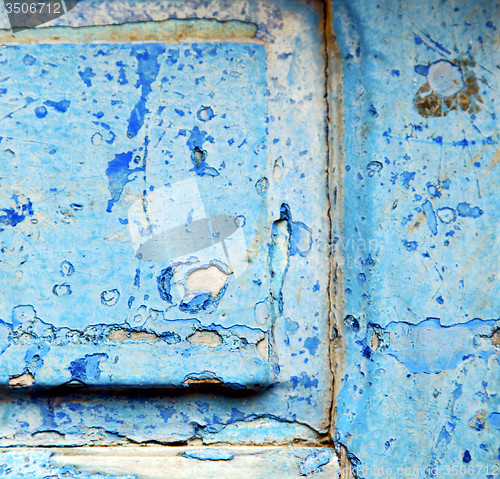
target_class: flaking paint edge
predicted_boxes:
[0,18,258,44]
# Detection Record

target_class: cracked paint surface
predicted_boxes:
[332,0,500,475]
[0,0,332,455]
[0,40,274,388]
[1,0,499,477]
[1,0,498,475]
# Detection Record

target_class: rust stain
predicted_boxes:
[415,61,482,118]
[492,329,500,348]
[469,410,488,428]
[483,148,500,176]
[339,444,356,479]
[408,212,425,234]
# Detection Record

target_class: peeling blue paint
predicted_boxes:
[299,449,333,476]
[105,150,145,212]
[0,196,34,230]
[69,353,109,381]
[380,318,498,374]
[183,448,234,461]
[457,202,484,218]
[186,126,218,177]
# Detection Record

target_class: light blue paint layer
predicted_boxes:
[0,42,273,387]
[333,0,500,474]
[0,0,333,446]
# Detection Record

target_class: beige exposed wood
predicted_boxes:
[8,373,34,387]
[50,446,340,479]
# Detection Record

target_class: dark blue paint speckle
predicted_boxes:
[452,383,463,399]
[304,337,320,356]
[69,353,108,382]
[361,255,375,267]
[403,240,418,252]
[229,408,246,423]
[34,106,47,118]
[157,267,174,303]
[427,182,441,198]
[157,405,175,423]
[187,126,211,150]
[401,171,416,189]
[344,315,360,331]
[0,197,33,229]
[23,54,36,66]
[368,103,379,118]
[106,147,145,212]
[290,372,318,389]
[457,202,483,218]
[128,296,135,309]
[415,64,430,76]
[166,48,179,65]
[44,100,70,113]
[116,61,128,85]
[78,67,96,87]
[134,268,140,288]
[187,127,218,177]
